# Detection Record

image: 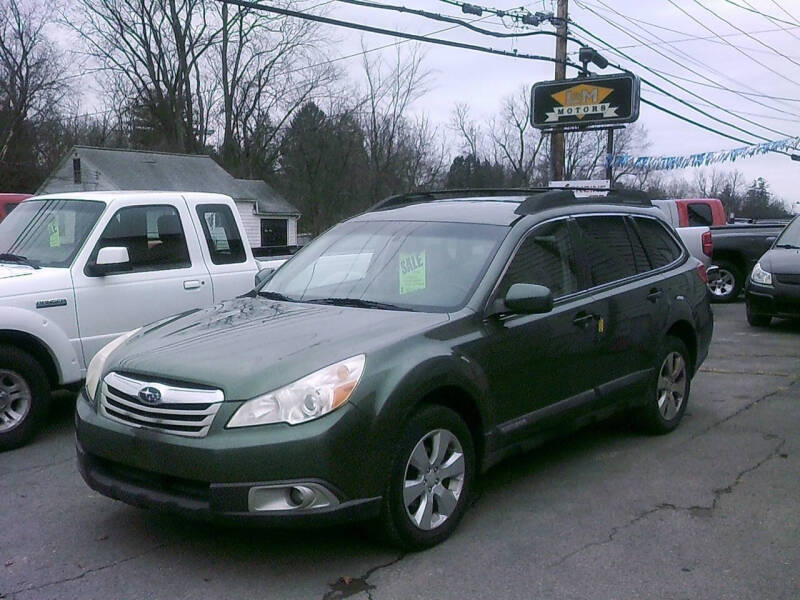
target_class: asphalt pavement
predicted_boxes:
[1,302,798,600]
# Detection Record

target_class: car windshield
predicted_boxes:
[261,220,507,312]
[775,217,800,248]
[0,199,106,268]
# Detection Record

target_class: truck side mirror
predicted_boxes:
[504,284,554,314]
[254,267,275,288]
[89,246,131,276]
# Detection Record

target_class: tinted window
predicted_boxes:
[196,204,246,265]
[497,219,580,299]
[626,218,652,274]
[687,203,713,227]
[91,205,190,273]
[634,217,682,269]
[574,216,638,286]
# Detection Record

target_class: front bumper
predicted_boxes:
[75,391,383,524]
[745,280,800,319]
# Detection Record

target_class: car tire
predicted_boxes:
[381,405,475,550]
[708,260,743,303]
[637,336,691,435]
[0,346,50,451]
[746,303,771,327]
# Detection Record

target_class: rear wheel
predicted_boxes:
[707,260,742,303]
[746,303,771,327]
[637,336,690,434]
[381,405,475,550]
[0,347,50,451]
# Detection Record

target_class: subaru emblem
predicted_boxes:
[138,386,162,405]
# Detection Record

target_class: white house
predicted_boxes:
[37,146,301,248]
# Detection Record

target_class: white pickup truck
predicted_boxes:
[0,191,278,449]
[651,199,714,269]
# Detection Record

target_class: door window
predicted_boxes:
[687,203,713,227]
[573,216,638,286]
[497,219,580,300]
[196,204,246,265]
[633,217,683,269]
[89,205,190,274]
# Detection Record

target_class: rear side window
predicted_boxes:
[633,217,682,269]
[573,216,638,286]
[497,219,580,299]
[196,204,246,265]
[687,203,713,227]
[91,205,190,273]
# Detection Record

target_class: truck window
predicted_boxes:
[196,204,246,265]
[687,203,713,227]
[90,205,191,273]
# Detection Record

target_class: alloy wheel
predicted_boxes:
[657,352,687,421]
[403,428,465,531]
[708,269,735,298]
[0,369,32,433]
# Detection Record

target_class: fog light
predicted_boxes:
[247,482,339,512]
[289,485,315,508]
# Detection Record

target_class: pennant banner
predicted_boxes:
[610,136,800,171]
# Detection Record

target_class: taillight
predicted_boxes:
[702,231,713,258]
[697,264,708,283]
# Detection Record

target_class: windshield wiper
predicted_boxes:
[305,297,413,311]
[775,243,800,249]
[0,253,40,269]
[257,290,297,302]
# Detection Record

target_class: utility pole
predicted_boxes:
[550,0,568,182]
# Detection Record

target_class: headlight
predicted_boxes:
[227,355,366,428]
[85,328,141,403]
[751,262,773,285]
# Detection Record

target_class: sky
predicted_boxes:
[300,0,800,212]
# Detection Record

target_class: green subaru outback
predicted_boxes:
[76,189,713,549]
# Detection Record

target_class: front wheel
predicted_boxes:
[381,405,475,550]
[637,336,691,434]
[0,347,50,451]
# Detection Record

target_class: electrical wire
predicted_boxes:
[215,0,585,70]
[568,22,794,141]
[721,0,800,28]
[666,0,800,88]
[738,0,800,44]
[572,1,800,115]
[768,0,800,26]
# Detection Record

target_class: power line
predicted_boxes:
[216,0,585,70]
[639,98,754,146]
[768,0,800,26]
[643,86,800,123]
[666,0,800,89]
[572,1,800,115]
[568,21,794,141]
[721,0,800,28]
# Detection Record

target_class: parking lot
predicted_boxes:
[1,301,798,600]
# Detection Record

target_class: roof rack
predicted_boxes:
[515,189,652,215]
[369,188,549,211]
[368,187,653,213]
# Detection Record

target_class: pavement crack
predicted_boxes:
[322,552,405,600]
[699,367,793,377]
[0,456,74,481]
[5,543,168,597]
[547,437,786,569]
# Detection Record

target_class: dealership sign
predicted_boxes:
[531,73,640,129]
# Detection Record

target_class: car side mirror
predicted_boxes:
[504,283,553,314]
[89,246,131,276]
[254,267,275,287]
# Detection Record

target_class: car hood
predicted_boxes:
[0,264,72,299]
[110,296,449,401]
[761,248,800,275]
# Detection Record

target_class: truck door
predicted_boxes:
[188,200,258,302]
[71,200,213,366]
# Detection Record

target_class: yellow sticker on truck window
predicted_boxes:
[399,251,426,295]
[48,221,61,247]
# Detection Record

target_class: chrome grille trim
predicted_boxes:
[100,372,224,438]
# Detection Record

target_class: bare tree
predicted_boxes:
[0,0,66,163]
[487,86,544,186]
[450,102,482,157]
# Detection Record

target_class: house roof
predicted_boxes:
[38,146,299,216]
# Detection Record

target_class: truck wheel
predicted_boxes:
[0,347,50,451]
[707,260,743,303]
[381,405,475,550]
[637,336,691,435]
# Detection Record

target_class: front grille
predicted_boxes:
[775,273,800,285]
[100,372,224,438]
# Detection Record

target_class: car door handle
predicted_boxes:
[183,280,202,290]
[647,289,663,303]
[572,312,595,328]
